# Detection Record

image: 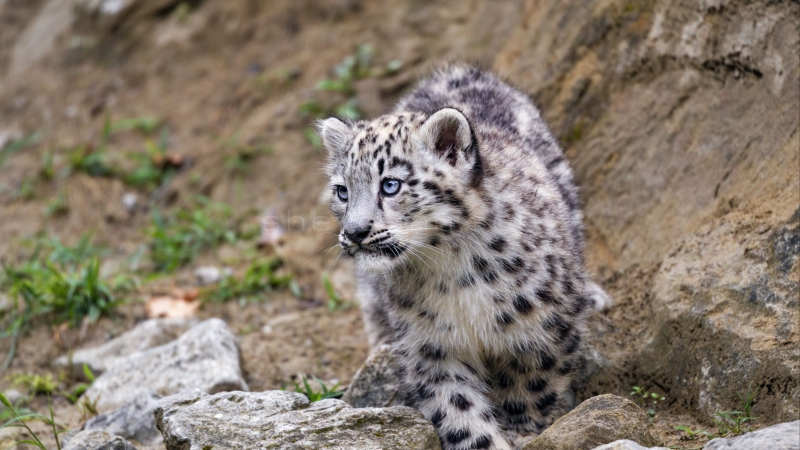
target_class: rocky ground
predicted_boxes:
[0,0,797,449]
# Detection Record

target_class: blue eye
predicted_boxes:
[381,179,402,196]
[336,185,348,201]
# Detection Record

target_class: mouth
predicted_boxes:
[347,242,407,259]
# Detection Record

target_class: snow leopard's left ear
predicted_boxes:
[317,117,353,159]
[419,108,483,186]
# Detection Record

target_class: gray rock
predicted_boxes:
[80,390,163,446]
[63,430,137,450]
[155,389,441,450]
[55,318,197,380]
[521,395,663,450]
[193,266,231,286]
[703,420,800,450]
[591,440,670,450]
[83,318,247,413]
[341,344,405,408]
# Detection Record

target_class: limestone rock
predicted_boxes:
[54,318,196,380]
[341,344,405,408]
[521,395,662,450]
[82,318,247,413]
[154,389,441,450]
[79,390,163,446]
[63,430,137,450]
[703,420,800,450]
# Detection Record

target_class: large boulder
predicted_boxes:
[154,389,441,450]
[54,318,196,380]
[521,394,663,450]
[82,318,247,413]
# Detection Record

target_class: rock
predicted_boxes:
[703,420,800,450]
[591,440,670,450]
[63,430,137,450]
[193,266,231,286]
[122,193,138,212]
[521,395,663,450]
[54,318,197,380]
[82,318,247,413]
[341,344,405,408]
[9,0,75,76]
[79,390,163,446]
[155,389,441,450]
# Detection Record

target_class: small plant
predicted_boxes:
[0,132,42,166]
[0,392,63,450]
[713,383,759,436]
[67,145,115,178]
[290,375,344,402]
[124,130,181,191]
[221,134,272,175]
[43,188,69,217]
[674,425,713,441]
[630,386,666,420]
[299,44,403,146]
[147,197,241,272]
[202,258,292,303]
[110,116,161,135]
[9,373,57,396]
[39,151,55,181]
[322,273,349,312]
[1,236,125,367]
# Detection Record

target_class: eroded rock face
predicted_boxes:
[703,420,800,450]
[54,318,196,380]
[82,318,247,413]
[154,389,442,450]
[493,0,800,425]
[63,430,137,450]
[521,395,663,450]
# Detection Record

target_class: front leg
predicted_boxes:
[398,340,512,450]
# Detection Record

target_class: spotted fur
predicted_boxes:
[320,64,612,450]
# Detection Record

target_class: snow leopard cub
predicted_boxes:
[319,64,611,450]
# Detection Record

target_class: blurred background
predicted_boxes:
[0,0,797,448]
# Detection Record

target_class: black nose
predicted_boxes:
[344,225,371,244]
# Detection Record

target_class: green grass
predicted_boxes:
[322,272,350,312]
[146,197,248,272]
[202,258,292,303]
[289,375,344,402]
[630,385,666,420]
[0,392,63,450]
[0,132,42,166]
[299,44,403,145]
[713,383,759,436]
[0,235,128,369]
[674,425,713,441]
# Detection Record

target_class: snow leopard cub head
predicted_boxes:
[319,108,484,273]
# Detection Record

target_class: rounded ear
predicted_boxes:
[317,117,353,157]
[418,108,473,166]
